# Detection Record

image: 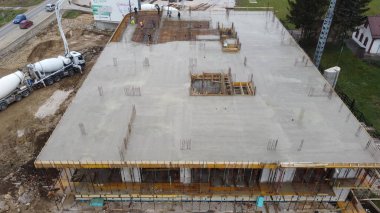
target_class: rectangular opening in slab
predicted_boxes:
[218,22,241,52]
[132,13,161,44]
[190,72,254,96]
[71,169,122,183]
[158,20,219,43]
[141,168,180,183]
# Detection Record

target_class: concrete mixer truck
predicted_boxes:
[0,51,85,111]
[0,1,86,111]
[27,51,85,88]
[0,71,33,111]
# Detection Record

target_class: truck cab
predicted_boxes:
[70,51,85,67]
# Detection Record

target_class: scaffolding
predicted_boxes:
[217,22,241,52]
[41,166,379,209]
[189,71,255,96]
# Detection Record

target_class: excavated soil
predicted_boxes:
[0,14,112,212]
[27,40,63,62]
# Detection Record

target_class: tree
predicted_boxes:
[287,0,329,41]
[332,0,371,42]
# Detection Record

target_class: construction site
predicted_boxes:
[19,8,380,212]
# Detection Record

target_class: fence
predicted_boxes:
[334,85,379,138]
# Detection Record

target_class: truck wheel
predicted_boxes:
[68,69,74,77]
[0,102,7,111]
[45,78,54,86]
[54,75,61,82]
[15,95,22,102]
[74,67,81,73]
[33,83,43,90]
[22,90,30,97]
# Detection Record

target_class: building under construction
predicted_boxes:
[35,10,380,211]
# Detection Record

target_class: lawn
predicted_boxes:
[0,0,44,7]
[0,9,27,27]
[235,0,380,29]
[235,0,292,28]
[367,0,380,16]
[304,44,380,134]
[63,10,84,19]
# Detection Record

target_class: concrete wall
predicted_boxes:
[333,168,357,179]
[121,168,141,182]
[94,20,119,31]
[282,168,296,182]
[260,168,271,182]
[180,168,191,184]
[260,168,295,183]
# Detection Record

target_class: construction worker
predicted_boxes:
[139,21,144,29]
[130,16,135,25]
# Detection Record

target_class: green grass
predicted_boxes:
[304,44,380,133]
[367,0,380,16]
[62,10,83,19]
[235,0,289,19]
[0,9,26,27]
[236,0,380,19]
[0,0,44,7]
[235,0,380,29]
[235,0,292,28]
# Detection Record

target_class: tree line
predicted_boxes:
[287,0,371,43]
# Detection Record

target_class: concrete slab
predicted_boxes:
[36,11,379,164]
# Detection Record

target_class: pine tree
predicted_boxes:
[333,0,371,42]
[287,0,329,41]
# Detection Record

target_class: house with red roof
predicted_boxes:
[352,15,380,54]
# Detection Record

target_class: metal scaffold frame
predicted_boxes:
[313,0,336,68]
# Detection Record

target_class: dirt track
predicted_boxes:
[0,14,111,212]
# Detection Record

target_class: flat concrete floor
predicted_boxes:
[36,11,378,164]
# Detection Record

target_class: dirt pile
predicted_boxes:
[0,14,111,212]
[27,40,64,62]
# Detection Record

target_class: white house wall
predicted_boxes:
[180,168,191,184]
[370,39,380,54]
[352,24,373,52]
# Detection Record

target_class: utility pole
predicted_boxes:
[313,0,337,68]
